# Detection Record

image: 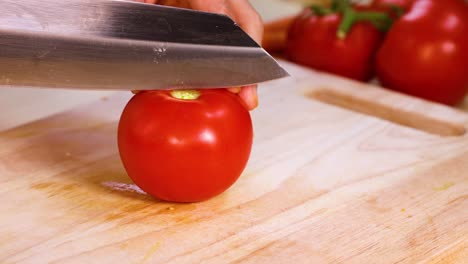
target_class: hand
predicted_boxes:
[138,0,263,110]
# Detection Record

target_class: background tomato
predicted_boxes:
[118,89,253,203]
[285,7,386,81]
[376,0,468,105]
[368,0,415,12]
[355,0,415,18]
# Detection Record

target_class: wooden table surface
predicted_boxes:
[1,60,467,263]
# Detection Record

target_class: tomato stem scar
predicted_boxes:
[170,90,201,100]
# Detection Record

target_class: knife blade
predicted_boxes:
[0,0,289,90]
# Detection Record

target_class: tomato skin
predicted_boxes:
[285,9,384,81]
[369,0,415,12]
[376,0,468,105]
[117,89,253,203]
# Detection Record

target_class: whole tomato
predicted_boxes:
[376,0,468,105]
[285,5,391,81]
[118,89,253,203]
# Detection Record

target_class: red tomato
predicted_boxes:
[369,0,415,12]
[355,0,414,18]
[376,0,468,105]
[285,8,385,81]
[118,89,253,202]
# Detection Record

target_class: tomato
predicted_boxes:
[118,89,253,202]
[355,0,415,18]
[285,5,390,81]
[370,0,415,11]
[376,0,468,105]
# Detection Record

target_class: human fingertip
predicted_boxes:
[227,87,242,93]
[239,85,258,111]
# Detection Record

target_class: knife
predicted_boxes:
[0,0,289,90]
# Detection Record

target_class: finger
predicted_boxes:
[227,0,264,44]
[188,0,263,44]
[189,0,228,14]
[238,85,258,111]
[227,87,242,93]
[157,0,191,7]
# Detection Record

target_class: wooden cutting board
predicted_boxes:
[1,60,467,264]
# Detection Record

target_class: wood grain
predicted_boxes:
[0,60,467,263]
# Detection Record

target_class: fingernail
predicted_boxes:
[227,87,242,93]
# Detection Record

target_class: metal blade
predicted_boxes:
[0,0,289,90]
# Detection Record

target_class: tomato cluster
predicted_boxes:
[285,0,468,105]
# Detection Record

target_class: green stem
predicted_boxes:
[356,11,394,31]
[337,9,393,39]
[310,0,351,16]
[337,8,355,39]
[309,5,334,16]
[332,0,351,13]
